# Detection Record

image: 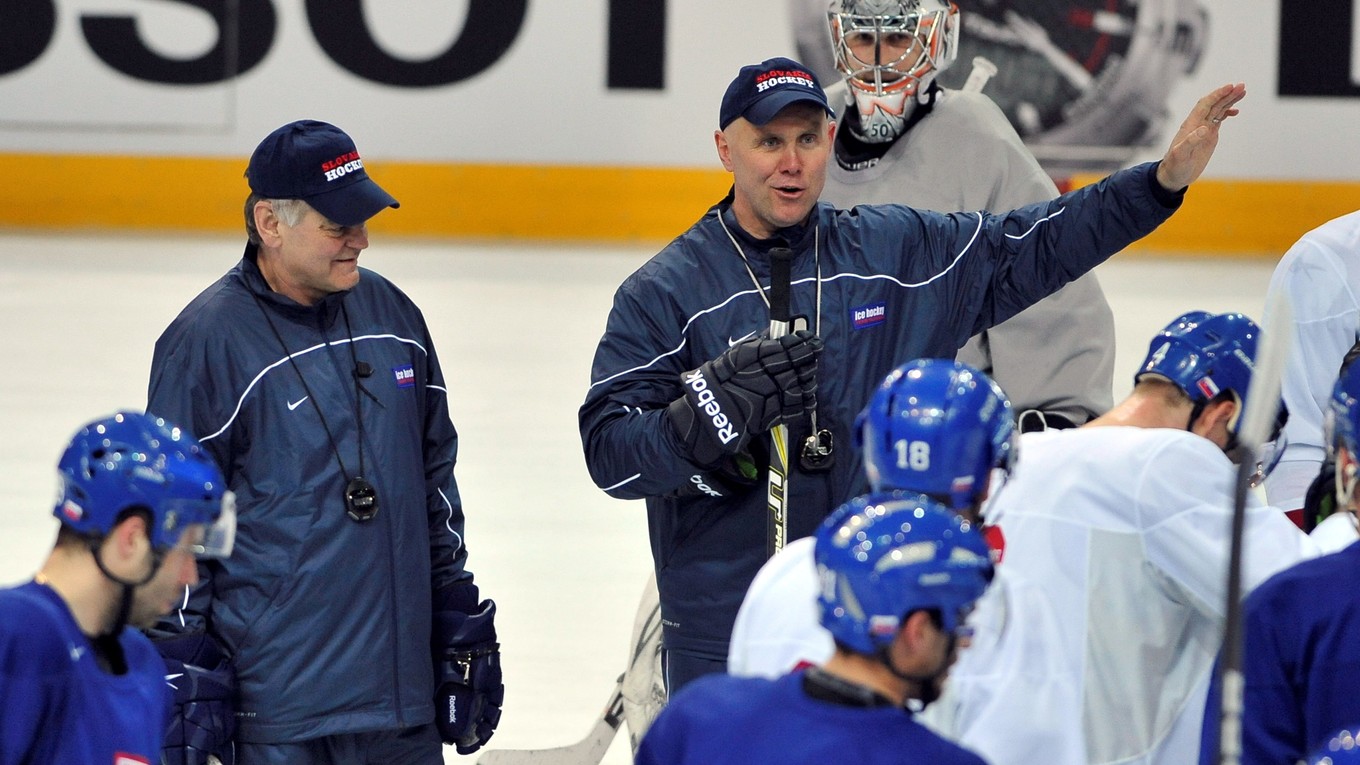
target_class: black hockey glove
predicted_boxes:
[667,329,823,466]
[433,583,503,755]
[153,631,237,765]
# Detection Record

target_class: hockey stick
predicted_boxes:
[766,247,794,558]
[476,677,625,765]
[1212,294,1293,765]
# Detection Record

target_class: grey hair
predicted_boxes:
[244,194,310,244]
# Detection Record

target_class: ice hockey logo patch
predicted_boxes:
[851,301,887,330]
[392,365,416,389]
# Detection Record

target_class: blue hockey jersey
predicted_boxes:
[637,670,987,765]
[0,581,170,764]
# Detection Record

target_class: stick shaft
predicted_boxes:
[766,248,794,558]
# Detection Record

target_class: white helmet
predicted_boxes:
[827,0,959,141]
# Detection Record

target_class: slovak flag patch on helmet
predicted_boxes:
[1197,378,1221,399]
[61,499,83,522]
[868,614,900,637]
[392,365,416,389]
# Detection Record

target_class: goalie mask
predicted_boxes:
[827,0,959,142]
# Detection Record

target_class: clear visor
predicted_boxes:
[1229,432,1290,489]
[191,490,237,559]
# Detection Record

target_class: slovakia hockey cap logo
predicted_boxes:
[246,120,399,227]
[719,57,835,130]
[392,364,416,389]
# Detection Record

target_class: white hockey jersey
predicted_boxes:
[730,426,1317,763]
[945,427,1316,765]
[1263,210,1360,512]
[727,537,828,679]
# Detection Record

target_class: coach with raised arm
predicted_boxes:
[579,54,1244,696]
[146,121,502,764]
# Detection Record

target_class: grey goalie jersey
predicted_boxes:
[822,86,1116,427]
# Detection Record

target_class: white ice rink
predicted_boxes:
[0,231,1278,763]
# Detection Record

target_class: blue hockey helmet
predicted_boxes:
[815,490,993,656]
[1310,728,1360,764]
[1330,361,1360,459]
[55,411,235,558]
[1136,311,1287,443]
[854,359,1016,509]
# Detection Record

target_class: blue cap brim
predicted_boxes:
[305,177,399,227]
[743,91,835,126]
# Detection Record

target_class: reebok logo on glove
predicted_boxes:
[683,369,739,445]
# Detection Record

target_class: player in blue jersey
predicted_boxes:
[637,491,993,765]
[0,411,235,765]
[1199,359,1360,763]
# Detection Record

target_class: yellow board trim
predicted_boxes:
[5,153,1358,255]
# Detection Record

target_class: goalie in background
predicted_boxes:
[815,0,1117,433]
[636,492,994,765]
[0,411,236,764]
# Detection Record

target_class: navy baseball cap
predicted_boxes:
[246,120,398,227]
[718,57,835,130]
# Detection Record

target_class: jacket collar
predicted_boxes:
[241,241,347,324]
[714,192,821,257]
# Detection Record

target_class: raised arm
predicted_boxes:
[1155,83,1246,192]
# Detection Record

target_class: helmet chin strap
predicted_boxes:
[876,631,956,708]
[88,540,164,637]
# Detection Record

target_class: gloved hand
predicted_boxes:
[668,329,823,466]
[433,584,504,755]
[153,631,236,765]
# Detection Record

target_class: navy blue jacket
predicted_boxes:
[580,162,1179,657]
[148,244,473,743]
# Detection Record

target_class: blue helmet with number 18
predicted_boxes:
[816,490,993,656]
[854,359,1016,509]
[55,411,235,558]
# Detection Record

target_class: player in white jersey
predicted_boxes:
[1263,210,1360,521]
[817,0,1115,430]
[729,357,1017,678]
[935,311,1316,765]
[727,358,1083,761]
